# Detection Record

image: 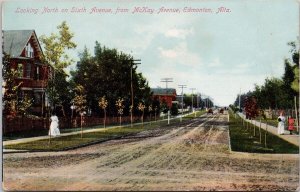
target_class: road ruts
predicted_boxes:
[3,112,299,191]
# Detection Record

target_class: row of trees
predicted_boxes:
[40,22,160,118]
[233,41,299,118]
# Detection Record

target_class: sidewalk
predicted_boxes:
[238,113,299,147]
[3,111,199,147]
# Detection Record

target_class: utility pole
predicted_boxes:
[178,84,187,122]
[130,59,141,127]
[161,78,173,89]
[190,88,196,112]
[239,88,241,110]
[197,93,201,109]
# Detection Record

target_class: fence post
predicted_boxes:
[259,118,262,143]
[168,111,170,125]
[253,119,256,136]
[265,119,268,147]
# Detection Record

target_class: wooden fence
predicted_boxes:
[3,115,145,134]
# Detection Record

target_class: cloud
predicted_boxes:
[158,42,202,68]
[164,28,194,39]
[207,58,221,67]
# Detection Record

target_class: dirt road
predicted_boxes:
[3,113,299,191]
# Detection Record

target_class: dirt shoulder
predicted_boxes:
[3,113,299,191]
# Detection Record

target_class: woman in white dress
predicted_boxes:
[277,112,285,135]
[49,114,60,136]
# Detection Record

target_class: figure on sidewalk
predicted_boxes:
[49,113,60,136]
[277,112,285,135]
[288,116,295,135]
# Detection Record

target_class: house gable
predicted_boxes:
[3,30,43,59]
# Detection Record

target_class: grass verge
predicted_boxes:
[4,110,205,151]
[229,111,299,154]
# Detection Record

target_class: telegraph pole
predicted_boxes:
[178,84,187,122]
[197,93,201,109]
[161,78,173,90]
[239,88,241,110]
[190,88,196,112]
[130,59,141,127]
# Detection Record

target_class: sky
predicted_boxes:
[2,0,299,106]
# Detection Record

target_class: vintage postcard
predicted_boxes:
[2,0,299,191]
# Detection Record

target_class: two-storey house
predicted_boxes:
[3,30,52,116]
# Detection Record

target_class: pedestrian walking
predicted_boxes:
[277,112,285,135]
[49,113,60,136]
[288,116,295,135]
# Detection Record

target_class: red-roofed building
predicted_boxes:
[151,88,177,108]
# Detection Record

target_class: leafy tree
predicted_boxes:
[237,78,285,110]
[148,105,153,124]
[98,96,108,128]
[183,94,192,107]
[115,98,125,126]
[234,92,251,109]
[46,69,72,116]
[288,41,299,93]
[2,54,22,117]
[138,102,146,127]
[291,67,299,93]
[170,103,179,116]
[152,96,161,118]
[40,21,77,116]
[281,60,297,108]
[233,41,299,111]
[288,41,299,65]
[40,21,76,69]
[244,96,259,119]
[160,99,169,114]
[17,95,32,116]
[73,85,87,138]
[71,42,152,117]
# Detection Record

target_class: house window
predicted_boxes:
[25,43,34,58]
[25,63,31,78]
[34,92,42,105]
[35,66,40,80]
[17,63,23,78]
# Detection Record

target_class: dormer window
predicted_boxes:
[25,42,34,58]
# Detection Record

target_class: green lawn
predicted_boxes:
[254,116,278,127]
[229,112,299,154]
[5,110,205,151]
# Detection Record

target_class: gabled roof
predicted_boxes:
[3,30,43,58]
[151,88,176,96]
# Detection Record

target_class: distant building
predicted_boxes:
[151,88,177,108]
[3,30,52,115]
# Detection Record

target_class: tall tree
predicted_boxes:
[244,96,259,119]
[281,60,297,108]
[71,42,152,117]
[40,21,76,69]
[292,67,299,93]
[73,85,87,138]
[98,96,108,128]
[288,41,299,93]
[40,21,77,115]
